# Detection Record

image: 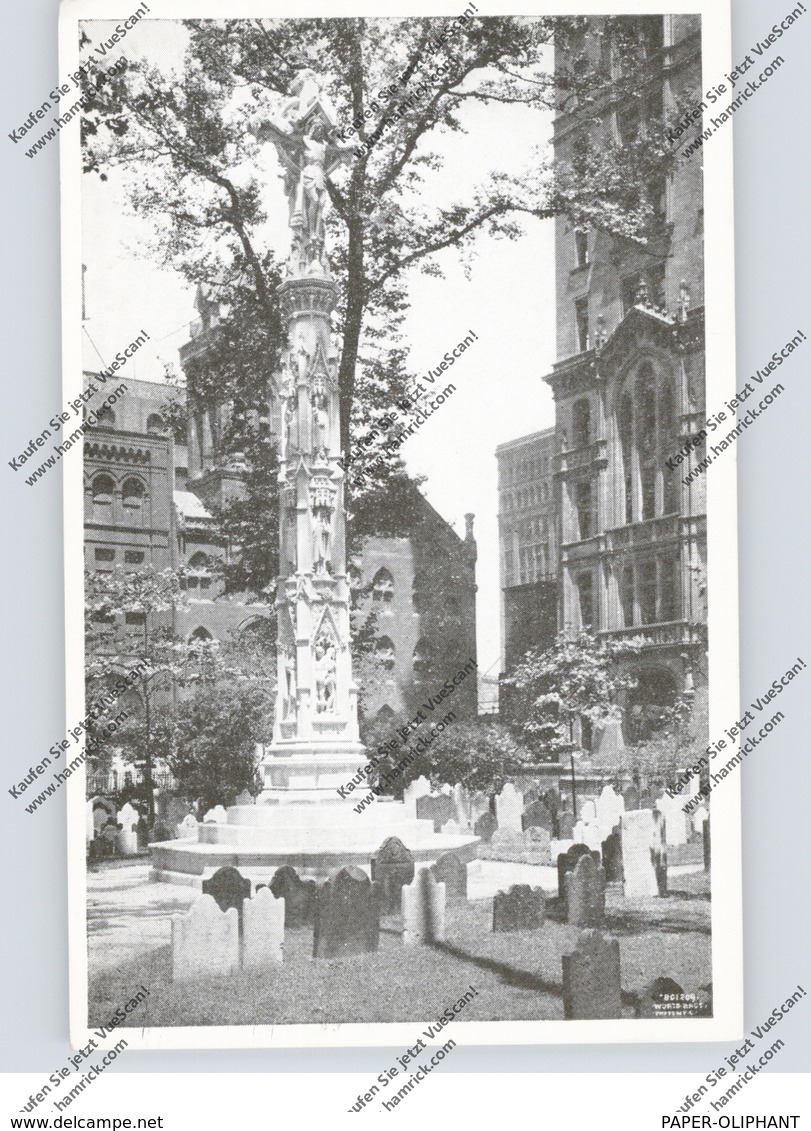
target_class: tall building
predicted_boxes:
[496,428,558,674]
[545,15,707,746]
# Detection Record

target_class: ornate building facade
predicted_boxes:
[545,15,708,744]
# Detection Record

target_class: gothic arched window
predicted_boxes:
[372,567,395,607]
[375,636,396,671]
[92,474,114,513]
[572,399,591,448]
[146,413,165,435]
[122,478,145,511]
[616,360,679,525]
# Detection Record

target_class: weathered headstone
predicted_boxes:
[371,836,415,914]
[416,794,454,833]
[404,775,431,816]
[493,885,544,932]
[622,785,640,811]
[203,805,228,824]
[557,844,600,902]
[495,783,523,833]
[490,828,526,853]
[176,813,199,839]
[543,788,560,814]
[557,811,574,839]
[620,810,659,898]
[573,820,602,852]
[703,816,711,870]
[100,820,118,856]
[524,826,552,862]
[601,828,623,882]
[652,809,668,895]
[431,852,467,900]
[562,929,622,1019]
[581,800,596,823]
[521,799,555,834]
[242,886,285,969]
[473,811,497,844]
[171,893,239,981]
[92,799,114,836]
[269,865,317,927]
[440,818,462,836]
[202,866,251,922]
[136,816,150,850]
[313,866,380,959]
[565,854,606,928]
[402,867,446,945]
[655,792,688,846]
[115,802,139,856]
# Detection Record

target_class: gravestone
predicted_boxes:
[490,828,526,853]
[153,821,172,842]
[440,818,461,836]
[620,810,659,898]
[524,826,552,862]
[431,852,467,900]
[270,865,317,927]
[703,816,711,870]
[557,812,574,839]
[562,929,622,1019]
[242,886,285,969]
[402,867,446,945]
[495,783,523,833]
[639,976,685,1019]
[164,797,191,829]
[557,844,600,902]
[171,893,239,981]
[573,820,602,852]
[177,813,199,839]
[543,788,560,814]
[469,791,491,825]
[313,866,380,959]
[100,820,118,857]
[581,800,597,823]
[473,811,497,844]
[521,799,555,834]
[235,790,253,806]
[522,784,540,806]
[202,866,251,923]
[136,816,150,850]
[692,807,709,835]
[115,802,139,856]
[371,836,415,914]
[416,794,454,833]
[92,800,114,836]
[493,885,544,933]
[565,854,606,928]
[452,783,468,827]
[203,805,228,824]
[639,790,653,810]
[652,810,668,895]
[601,828,623,882]
[404,775,431,816]
[622,785,640,811]
[596,785,624,837]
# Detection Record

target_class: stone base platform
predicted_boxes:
[150,798,479,886]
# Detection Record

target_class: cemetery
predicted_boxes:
[87,779,712,1028]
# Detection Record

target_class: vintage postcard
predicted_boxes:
[53,0,744,1050]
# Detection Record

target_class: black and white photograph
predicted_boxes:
[51,2,749,1047]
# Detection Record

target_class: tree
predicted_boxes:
[80,15,690,551]
[503,630,644,760]
[85,565,190,819]
[167,680,271,813]
[593,690,709,790]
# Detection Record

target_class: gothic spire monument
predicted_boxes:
[150,70,478,883]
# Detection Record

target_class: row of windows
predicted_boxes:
[88,475,147,508]
[574,555,680,630]
[500,453,552,486]
[375,636,436,675]
[359,567,462,617]
[504,542,552,587]
[502,481,552,512]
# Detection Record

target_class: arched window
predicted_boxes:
[413,639,433,677]
[185,551,211,591]
[96,407,116,429]
[376,704,395,722]
[375,636,395,671]
[188,551,210,569]
[572,399,591,448]
[146,413,165,435]
[122,478,145,511]
[92,474,114,511]
[617,360,679,525]
[637,364,657,520]
[372,567,394,606]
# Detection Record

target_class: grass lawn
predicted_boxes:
[88,873,711,1028]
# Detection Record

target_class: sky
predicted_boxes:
[81,19,559,687]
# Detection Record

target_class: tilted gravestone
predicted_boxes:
[371,836,415,914]
[473,811,497,844]
[562,929,622,1019]
[492,885,544,933]
[557,844,600,903]
[601,828,623,883]
[269,865,317,928]
[171,893,239,981]
[202,866,251,926]
[521,799,555,834]
[416,794,454,833]
[402,867,445,945]
[565,854,606,928]
[620,810,659,898]
[313,866,380,959]
[242,886,285,969]
[431,851,467,900]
